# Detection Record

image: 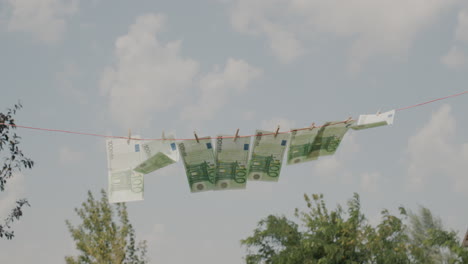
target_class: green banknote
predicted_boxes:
[308,121,354,159]
[178,138,216,193]
[214,135,250,190]
[105,137,144,203]
[287,128,319,165]
[134,136,178,174]
[248,130,289,182]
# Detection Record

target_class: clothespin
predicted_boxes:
[162,131,166,141]
[309,122,316,130]
[345,116,353,123]
[233,128,240,142]
[274,126,280,138]
[127,128,132,145]
[194,131,199,143]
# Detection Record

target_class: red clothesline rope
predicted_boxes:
[1,91,467,141]
[395,91,468,112]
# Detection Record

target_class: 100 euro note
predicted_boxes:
[105,138,144,203]
[214,135,250,190]
[248,130,289,182]
[178,138,216,193]
[287,128,319,165]
[351,110,395,130]
[134,135,179,174]
[308,121,353,159]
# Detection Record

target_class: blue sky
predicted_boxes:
[1,0,468,263]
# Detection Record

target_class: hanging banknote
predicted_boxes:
[287,128,319,165]
[308,121,354,159]
[134,135,179,174]
[178,138,216,193]
[351,110,395,130]
[214,135,250,190]
[106,137,144,203]
[248,130,288,182]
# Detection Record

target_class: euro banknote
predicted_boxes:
[287,128,319,165]
[214,135,250,190]
[178,138,216,193]
[105,137,144,203]
[134,135,179,174]
[351,110,395,130]
[308,121,353,159]
[248,130,288,182]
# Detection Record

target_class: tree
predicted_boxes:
[242,193,467,264]
[407,206,451,263]
[65,190,148,264]
[0,103,34,239]
[407,206,466,264]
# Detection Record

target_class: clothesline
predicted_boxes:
[1,90,467,141]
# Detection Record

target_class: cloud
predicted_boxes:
[55,63,88,104]
[180,58,262,123]
[227,0,458,69]
[0,173,25,219]
[59,146,84,164]
[406,105,468,193]
[145,223,166,245]
[312,131,359,182]
[4,0,78,43]
[456,8,468,43]
[441,8,468,69]
[260,117,296,131]
[441,46,466,69]
[360,172,381,193]
[100,13,199,129]
[242,111,255,121]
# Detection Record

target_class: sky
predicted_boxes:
[1,0,468,263]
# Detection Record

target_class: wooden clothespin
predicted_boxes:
[345,116,353,123]
[127,128,132,145]
[274,126,280,138]
[309,122,316,130]
[233,128,240,142]
[162,131,166,141]
[194,131,199,143]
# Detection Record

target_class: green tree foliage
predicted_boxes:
[407,206,468,264]
[242,193,468,264]
[0,103,34,239]
[407,206,449,263]
[65,190,148,264]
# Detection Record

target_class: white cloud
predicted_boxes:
[441,46,466,69]
[229,0,304,63]
[242,111,255,121]
[4,0,78,43]
[313,157,343,178]
[143,222,167,258]
[230,0,304,63]
[406,105,468,193]
[55,63,88,104]
[456,8,468,43]
[227,0,458,69]
[360,172,381,193]
[100,13,199,129]
[440,8,468,70]
[0,173,25,219]
[152,223,165,233]
[59,145,84,164]
[181,58,262,123]
[312,131,359,181]
[260,117,295,131]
